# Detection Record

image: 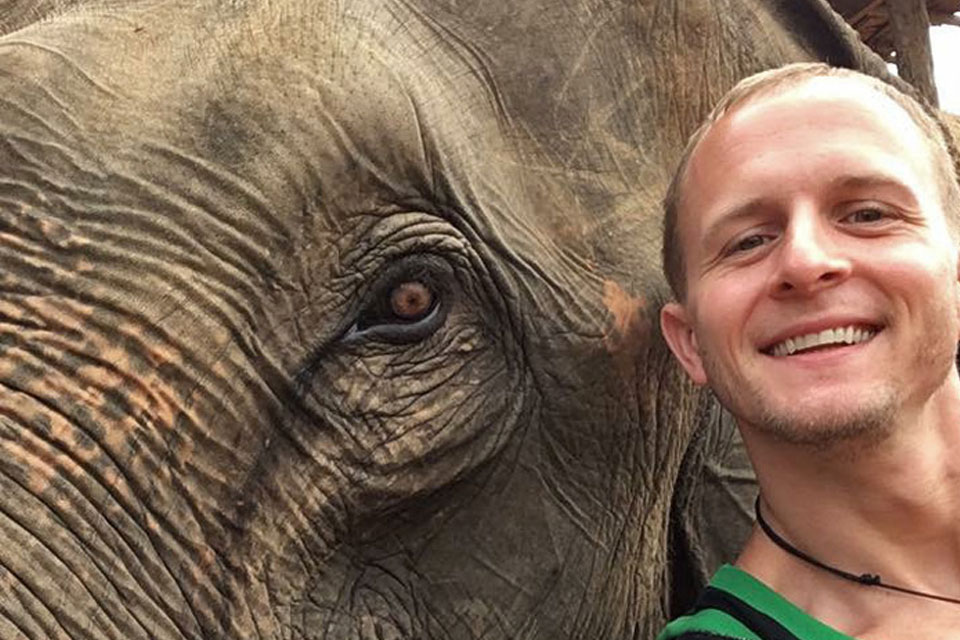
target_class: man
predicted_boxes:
[657,62,960,639]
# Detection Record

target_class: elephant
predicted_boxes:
[0,0,956,638]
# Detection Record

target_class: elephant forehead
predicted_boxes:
[182,3,665,329]
[171,1,667,275]
[310,0,678,287]
[0,1,666,280]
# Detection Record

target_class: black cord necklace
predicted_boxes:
[754,496,960,606]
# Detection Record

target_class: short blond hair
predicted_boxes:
[661,63,960,300]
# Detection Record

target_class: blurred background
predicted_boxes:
[828,0,958,113]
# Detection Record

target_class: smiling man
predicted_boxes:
[658,63,960,639]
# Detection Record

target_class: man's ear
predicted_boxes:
[955,251,960,341]
[660,301,707,385]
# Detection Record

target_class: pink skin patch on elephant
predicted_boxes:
[602,280,649,364]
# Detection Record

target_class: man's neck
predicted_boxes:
[736,371,960,638]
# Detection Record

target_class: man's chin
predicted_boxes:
[705,366,902,450]
[750,397,897,450]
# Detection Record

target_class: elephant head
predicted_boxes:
[0,0,923,638]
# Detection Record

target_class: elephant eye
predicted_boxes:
[347,259,449,344]
[389,281,434,323]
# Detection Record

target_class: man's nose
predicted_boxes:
[770,214,851,297]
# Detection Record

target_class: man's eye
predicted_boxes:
[728,234,768,254]
[844,208,887,224]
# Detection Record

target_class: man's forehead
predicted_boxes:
[683,76,932,202]
[714,77,919,150]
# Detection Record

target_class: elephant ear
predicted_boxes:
[766,0,890,73]
[772,0,950,108]
[668,397,756,616]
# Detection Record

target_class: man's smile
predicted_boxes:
[763,324,881,357]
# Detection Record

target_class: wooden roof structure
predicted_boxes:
[827,0,959,105]
[828,0,960,60]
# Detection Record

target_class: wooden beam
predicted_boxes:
[930,10,960,26]
[849,0,886,26]
[886,0,939,106]
[866,24,897,60]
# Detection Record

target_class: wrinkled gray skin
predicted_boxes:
[0,1,945,638]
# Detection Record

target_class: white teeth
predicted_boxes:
[769,325,876,357]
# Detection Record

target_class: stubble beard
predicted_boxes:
[749,384,898,449]
[698,305,959,451]
[701,353,900,450]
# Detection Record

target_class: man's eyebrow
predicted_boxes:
[827,173,923,211]
[828,174,914,195]
[700,199,776,244]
